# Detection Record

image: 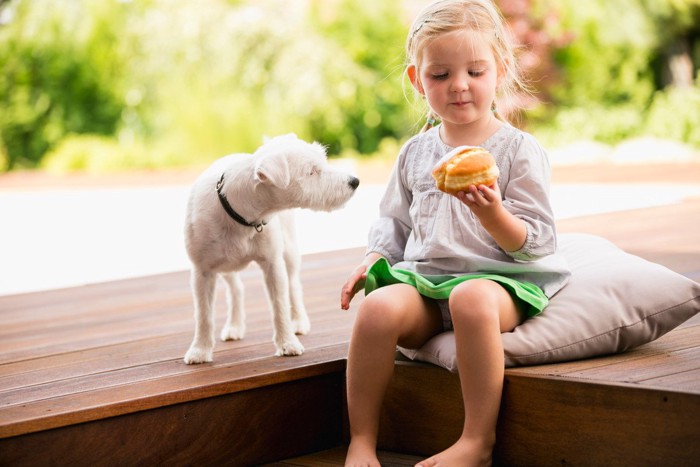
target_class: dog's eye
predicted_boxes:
[309,167,320,176]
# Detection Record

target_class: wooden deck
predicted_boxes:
[1,164,700,466]
[0,247,361,466]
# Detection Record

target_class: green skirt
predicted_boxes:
[365,258,548,318]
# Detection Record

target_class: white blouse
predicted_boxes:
[366,124,570,298]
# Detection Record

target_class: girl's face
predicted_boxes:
[410,29,501,131]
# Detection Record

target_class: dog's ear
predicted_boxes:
[254,152,291,188]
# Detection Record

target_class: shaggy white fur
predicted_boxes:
[183,134,359,364]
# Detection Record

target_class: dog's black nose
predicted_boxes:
[349,176,360,190]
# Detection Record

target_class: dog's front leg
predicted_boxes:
[285,245,310,336]
[281,212,310,335]
[260,257,304,356]
[184,268,218,364]
[220,271,245,341]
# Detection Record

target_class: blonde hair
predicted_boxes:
[406,0,527,132]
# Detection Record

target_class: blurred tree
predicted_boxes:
[0,1,127,170]
[307,0,412,155]
[1,0,698,172]
[526,0,700,148]
[640,0,700,88]
[495,0,572,119]
[543,0,658,108]
[118,0,412,162]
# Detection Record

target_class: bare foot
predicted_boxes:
[345,439,381,467]
[415,436,493,467]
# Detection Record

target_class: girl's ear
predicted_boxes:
[407,64,425,95]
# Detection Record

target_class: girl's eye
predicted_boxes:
[431,73,448,80]
[469,70,485,77]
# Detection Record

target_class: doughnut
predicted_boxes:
[432,145,499,195]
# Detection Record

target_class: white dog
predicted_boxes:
[183,134,359,364]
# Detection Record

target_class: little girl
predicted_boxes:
[340,1,570,466]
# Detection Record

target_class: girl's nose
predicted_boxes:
[451,72,470,92]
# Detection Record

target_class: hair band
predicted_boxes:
[412,18,431,38]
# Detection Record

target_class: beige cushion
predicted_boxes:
[398,233,700,370]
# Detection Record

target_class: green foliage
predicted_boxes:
[41,135,149,172]
[644,81,700,147]
[306,0,411,155]
[0,1,127,170]
[108,0,412,165]
[1,0,699,173]
[543,0,658,108]
[1,0,416,171]
[532,104,644,148]
[529,0,700,150]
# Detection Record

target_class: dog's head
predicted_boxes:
[253,133,359,211]
[253,133,321,188]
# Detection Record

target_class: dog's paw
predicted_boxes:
[293,316,311,335]
[221,323,246,341]
[183,346,213,364]
[274,336,305,357]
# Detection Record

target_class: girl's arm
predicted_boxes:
[340,138,416,309]
[458,183,527,253]
[366,144,414,265]
[460,133,557,260]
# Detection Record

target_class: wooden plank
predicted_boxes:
[644,367,700,389]
[0,310,354,390]
[495,373,700,466]
[0,331,349,411]
[506,322,700,393]
[1,373,345,467]
[557,198,700,278]
[0,292,355,381]
[0,246,364,439]
[267,446,424,467]
[377,361,700,466]
[0,344,348,438]
[563,346,700,388]
[377,362,464,455]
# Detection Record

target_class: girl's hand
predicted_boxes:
[455,182,527,252]
[456,182,502,216]
[340,264,367,310]
[340,253,383,310]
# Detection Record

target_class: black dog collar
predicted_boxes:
[216,173,266,232]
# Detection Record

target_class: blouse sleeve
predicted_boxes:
[365,142,414,265]
[502,133,557,262]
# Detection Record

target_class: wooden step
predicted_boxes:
[377,314,700,466]
[265,446,422,466]
[0,248,363,466]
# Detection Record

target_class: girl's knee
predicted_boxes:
[449,280,502,325]
[355,285,414,333]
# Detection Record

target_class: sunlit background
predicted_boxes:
[1,0,699,295]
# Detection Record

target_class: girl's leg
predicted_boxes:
[417,279,523,467]
[345,284,443,467]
